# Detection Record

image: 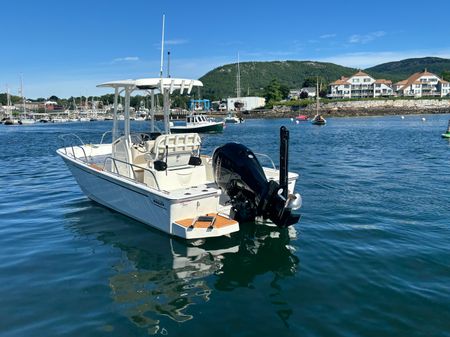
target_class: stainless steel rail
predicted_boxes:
[103,156,160,191]
[100,131,112,144]
[254,152,276,170]
[58,134,89,162]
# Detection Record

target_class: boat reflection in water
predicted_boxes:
[66,201,299,334]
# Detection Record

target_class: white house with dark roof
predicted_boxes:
[394,69,450,97]
[328,70,393,98]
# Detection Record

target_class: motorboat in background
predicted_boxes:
[57,77,301,239]
[224,111,243,124]
[170,113,224,133]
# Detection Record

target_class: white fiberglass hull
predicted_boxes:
[58,149,239,239]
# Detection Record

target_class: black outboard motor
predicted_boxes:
[212,127,301,227]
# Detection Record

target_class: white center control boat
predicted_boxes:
[57,77,301,239]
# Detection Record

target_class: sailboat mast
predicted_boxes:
[236,53,241,99]
[316,76,319,114]
[6,84,11,118]
[21,75,25,114]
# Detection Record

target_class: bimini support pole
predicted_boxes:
[163,86,170,134]
[112,87,119,142]
[150,89,155,133]
[124,86,131,139]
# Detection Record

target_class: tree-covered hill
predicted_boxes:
[199,61,356,100]
[365,57,450,83]
[199,57,450,100]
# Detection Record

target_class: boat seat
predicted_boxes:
[147,133,201,168]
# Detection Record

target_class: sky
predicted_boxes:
[2,0,450,98]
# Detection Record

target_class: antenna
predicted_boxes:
[159,14,165,78]
[167,51,171,78]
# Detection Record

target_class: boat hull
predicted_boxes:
[442,132,450,138]
[224,118,242,124]
[295,115,309,121]
[170,122,224,133]
[57,150,239,239]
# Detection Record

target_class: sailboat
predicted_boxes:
[224,54,244,124]
[3,84,23,125]
[56,16,301,239]
[18,76,36,125]
[311,78,326,125]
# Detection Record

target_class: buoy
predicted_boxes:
[295,120,299,124]
[422,117,426,122]
[290,118,294,122]
[401,116,405,119]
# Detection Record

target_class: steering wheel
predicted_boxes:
[132,133,150,153]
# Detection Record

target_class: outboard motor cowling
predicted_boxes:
[212,139,300,227]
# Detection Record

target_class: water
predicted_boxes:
[1,115,449,337]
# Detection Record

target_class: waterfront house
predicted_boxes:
[328,71,393,99]
[289,87,316,100]
[394,69,450,97]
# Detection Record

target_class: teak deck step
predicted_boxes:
[175,213,238,229]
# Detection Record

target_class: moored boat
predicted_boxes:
[295,114,309,121]
[224,111,243,124]
[311,78,326,125]
[3,118,21,125]
[311,114,326,125]
[57,77,301,239]
[170,113,224,133]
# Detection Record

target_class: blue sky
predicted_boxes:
[2,0,450,98]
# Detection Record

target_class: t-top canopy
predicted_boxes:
[97,77,203,95]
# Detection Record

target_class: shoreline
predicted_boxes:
[207,108,450,120]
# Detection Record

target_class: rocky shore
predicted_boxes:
[241,99,450,119]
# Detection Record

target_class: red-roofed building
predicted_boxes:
[328,71,393,98]
[394,69,450,97]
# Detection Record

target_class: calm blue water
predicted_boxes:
[1,115,449,337]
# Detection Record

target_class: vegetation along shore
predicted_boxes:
[1,56,450,120]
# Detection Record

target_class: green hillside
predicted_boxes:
[199,57,450,100]
[365,57,450,82]
[199,61,356,99]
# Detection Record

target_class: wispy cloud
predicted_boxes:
[165,39,189,45]
[349,31,386,44]
[320,33,336,39]
[111,56,140,63]
[153,39,189,49]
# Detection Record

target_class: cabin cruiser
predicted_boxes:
[170,113,224,133]
[57,77,301,239]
